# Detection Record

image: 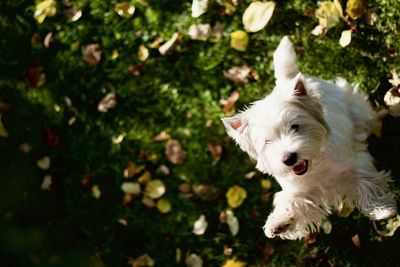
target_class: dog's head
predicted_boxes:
[222,37,329,184]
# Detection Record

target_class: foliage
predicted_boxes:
[1,0,400,266]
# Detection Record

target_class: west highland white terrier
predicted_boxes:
[222,36,397,239]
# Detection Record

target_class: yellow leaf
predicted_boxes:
[346,0,367,20]
[226,185,247,208]
[156,198,171,213]
[144,179,166,199]
[230,30,249,52]
[34,0,57,24]
[333,0,343,17]
[0,117,8,137]
[114,2,135,18]
[137,44,149,61]
[261,179,272,190]
[37,156,51,170]
[339,30,352,47]
[120,182,141,195]
[91,185,101,199]
[222,258,247,267]
[315,1,341,29]
[242,1,276,33]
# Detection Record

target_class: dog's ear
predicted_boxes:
[293,75,306,96]
[273,36,300,82]
[222,114,258,160]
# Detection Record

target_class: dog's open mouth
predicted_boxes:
[293,160,308,176]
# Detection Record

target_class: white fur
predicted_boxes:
[222,36,397,240]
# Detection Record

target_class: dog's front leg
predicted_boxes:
[263,191,329,240]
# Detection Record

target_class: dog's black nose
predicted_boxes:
[283,153,297,166]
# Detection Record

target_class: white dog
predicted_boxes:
[222,36,397,239]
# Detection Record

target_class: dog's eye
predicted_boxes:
[290,124,299,132]
[265,139,272,145]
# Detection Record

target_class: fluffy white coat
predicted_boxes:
[222,36,397,239]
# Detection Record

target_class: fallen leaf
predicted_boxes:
[0,117,9,137]
[91,184,101,199]
[124,162,144,178]
[315,1,341,30]
[384,85,400,116]
[37,156,51,170]
[261,179,272,190]
[128,63,146,76]
[223,246,233,256]
[223,65,255,83]
[242,1,276,32]
[31,33,42,47]
[339,30,352,47]
[244,171,257,179]
[366,7,379,26]
[311,25,326,36]
[26,62,46,87]
[156,198,172,213]
[19,143,32,153]
[346,0,367,20]
[193,184,220,201]
[138,171,151,184]
[188,24,212,41]
[156,165,170,175]
[144,179,166,199]
[374,214,400,237]
[338,198,354,217]
[154,130,170,141]
[207,143,222,161]
[115,2,135,18]
[127,254,155,267]
[64,8,82,22]
[230,30,249,52]
[34,0,57,24]
[43,32,54,48]
[193,214,208,235]
[82,44,102,66]
[112,134,124,144]
[389,69,400,87]
[351,234,361,248]
[222,258,246,267]
[191,0,208,18]
[123,194,135,205]
[142,196,156,208]
[165,139,186,165]
[185,254,203,267]
[226,210,239,235]
[137,44,149,62]
[305,233,317,245]
[148,36,163,49]
[179,183,192,194]
[121,182,141,195]
[322,220,332,234]
[159,33,179,55]
[210,22,224,43]
[220,89,240,115]
[98,92,117,112]
[117,218,128,226]
[41,175,52,191]
[226,185,247,208]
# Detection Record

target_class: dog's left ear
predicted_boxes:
[293,74,307,97]
[222,114,258,160]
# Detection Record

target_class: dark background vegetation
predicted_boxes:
[1,0,400,266]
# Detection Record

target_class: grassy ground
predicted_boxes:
[1,0,400,266]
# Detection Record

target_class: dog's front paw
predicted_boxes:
[263,216,296,239]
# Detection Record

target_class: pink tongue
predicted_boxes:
[293,162,306,175]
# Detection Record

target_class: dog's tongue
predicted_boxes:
[293,160,308,176]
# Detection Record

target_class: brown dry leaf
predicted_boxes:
[207,143,222,161]
[128,63,146,76]
[159,33,179,55]
[123,162,144,178]
[193,184,220,201]
[223,65,256,83]
[41,175,52,191]
[127,254,155,267]
[115,2,135,18]
[98,92,117,112]
[82,44,102,66]
[26,62,46,87]
[138,171,151,185]
[165,139,186,165]
[19,143,32,153]
[305,233,317,245]
[220,89,240,115]
[210,22,224,43]
[178,182,192,194]
[351,234,361,248]
[224,246,233,256]
[366,7,379,25]
[64,8,82,22]
[31,33,42,46]
[148,36,163,49]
